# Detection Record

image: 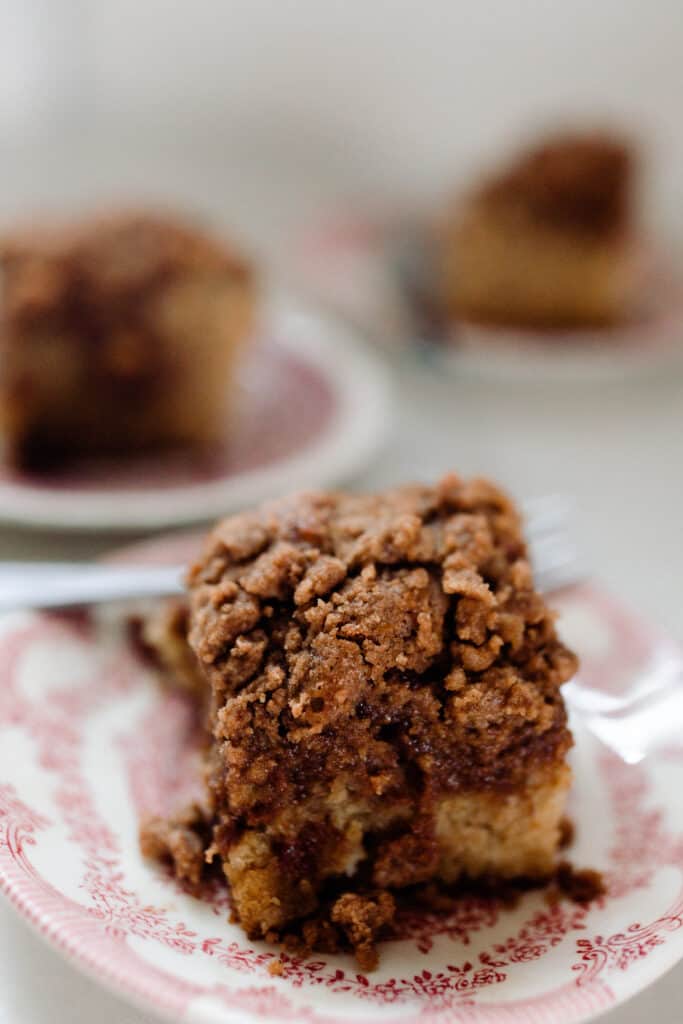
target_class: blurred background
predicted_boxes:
[0,0,681,628]
[2,0,683,257]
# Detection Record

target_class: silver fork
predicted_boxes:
[0,560,184,613]
[0,499,679,764]
[0,495,579,614]
[526,495,683,764]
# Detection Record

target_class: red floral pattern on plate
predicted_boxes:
[0,577,681,1024]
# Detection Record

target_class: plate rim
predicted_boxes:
[3,866,680,1024]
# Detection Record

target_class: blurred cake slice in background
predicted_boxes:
[0,212,255,470]
[442,133,638,328]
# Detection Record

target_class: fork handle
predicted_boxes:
[0,562,185,613]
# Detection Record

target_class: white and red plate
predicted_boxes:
[0,294,391,531]
[0,532,681,1024]
[295,217,683,383]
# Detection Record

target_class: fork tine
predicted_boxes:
[523,496,584,593]
[525,497,683,764]
[575,682,683,764]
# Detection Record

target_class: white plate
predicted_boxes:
[0,534,681,1024]
[0,294,391,531]
[295,217,683,383]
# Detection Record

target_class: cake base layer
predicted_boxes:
[443,208,636,328]
[221,763,571,939]
[142,761,572,968]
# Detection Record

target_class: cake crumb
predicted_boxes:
[331,891,396,973]
[559,817,575,850]
[140,803,209,890]
[556,861,606,904]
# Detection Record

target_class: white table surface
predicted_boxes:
[0,134,681,1021]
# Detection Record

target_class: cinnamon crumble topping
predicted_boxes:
[481,133,633,237]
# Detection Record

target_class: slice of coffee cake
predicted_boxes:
[442,133,637,328]
[0,212,254,469]
[141,474,578,968]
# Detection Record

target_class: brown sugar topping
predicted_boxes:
[481,133,633,236]
[0,211,251,334]
[187,475,577,841]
